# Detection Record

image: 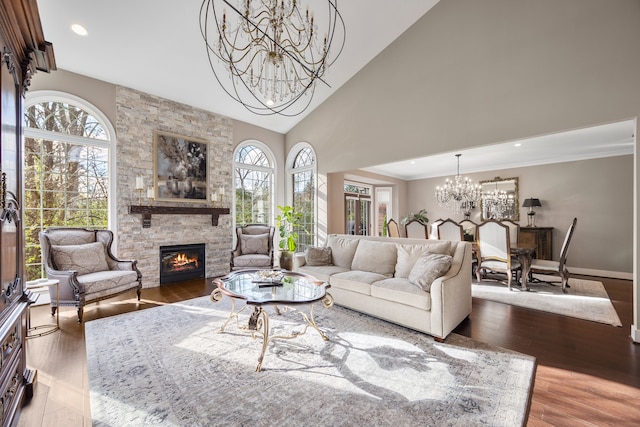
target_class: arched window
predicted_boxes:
[288,144,316,250]
[234,142,275,225]
[23,92,115,280]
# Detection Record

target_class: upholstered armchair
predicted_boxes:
[230,224,275,270]
[40,228,142,322]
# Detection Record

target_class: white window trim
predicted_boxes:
[24,90,118,236]
[233,140,277,230]
[286,142,317,246]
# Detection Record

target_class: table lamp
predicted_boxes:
[522,198,542,227]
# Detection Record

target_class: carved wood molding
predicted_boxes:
[129,205,231,228]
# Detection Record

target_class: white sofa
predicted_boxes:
[295,234,472,341]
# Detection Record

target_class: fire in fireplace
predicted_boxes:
[159,243,205,285]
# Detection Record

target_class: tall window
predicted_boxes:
[23,93,114,281]
[234,142,274,225]
[289,145,316,251]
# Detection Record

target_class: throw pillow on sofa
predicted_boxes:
[305,246,332,266]
[239,234,269,255]
[408,252,453,292]
[395,242,451,278]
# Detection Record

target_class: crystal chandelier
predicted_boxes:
[199,0,345,116]
[435,154,481,213]
[483,184,515,220]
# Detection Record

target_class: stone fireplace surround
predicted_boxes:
[115,86,234,287]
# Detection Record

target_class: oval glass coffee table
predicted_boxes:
[211,269,334,372]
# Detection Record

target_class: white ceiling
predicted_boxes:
[36,0,440,134]
[36,1,635,181]
[362,120,636,180]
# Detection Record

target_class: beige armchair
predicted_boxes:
[230,224,275,270]
[40,228,142,322]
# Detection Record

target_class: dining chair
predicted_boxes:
[404,219,428,239]
[459,219,478,241]
[476,220,522,290]
[500,219,520,245]
[529,217,577,293]
[386,218,401,238]
[437,218,464,241]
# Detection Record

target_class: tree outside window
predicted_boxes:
[234,143,274,226]
[23,96,112,280]
[290,146,316,251]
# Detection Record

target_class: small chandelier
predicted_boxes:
[435,154,481,213]
[199,0,345,117]
[483,184,515,219]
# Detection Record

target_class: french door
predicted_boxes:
[345,194,371,236]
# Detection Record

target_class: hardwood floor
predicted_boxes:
[18,275,640,426]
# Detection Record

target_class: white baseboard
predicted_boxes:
[570,267,633,281]
[631,325,640,343]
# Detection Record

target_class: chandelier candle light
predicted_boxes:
[200,0,345,116]
[435,154,481,214]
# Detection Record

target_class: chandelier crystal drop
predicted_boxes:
[200,0,345,116]
[435,154,481,214]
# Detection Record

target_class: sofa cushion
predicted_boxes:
[305,246,332,266]
[240,234,269,255]
[371,278,431,311]
[78,270,139,300]
[327,235,360,269]
[351,240,397,277]
[330,270,388,295]
[298,265,349,282]
[233,254,271,268]
[51,242,109,275]
[408,253,453,292]
[394,242,451,278]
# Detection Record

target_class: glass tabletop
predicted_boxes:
[214,269,330,305]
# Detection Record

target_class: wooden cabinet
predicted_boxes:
[519,227,553,260]
[0,1,55,425]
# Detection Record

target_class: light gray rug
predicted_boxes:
[85,296,536,427]
[472,277,622,326]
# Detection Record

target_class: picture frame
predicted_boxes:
[153,131,209,203]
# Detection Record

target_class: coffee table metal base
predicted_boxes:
[211,288,334,372]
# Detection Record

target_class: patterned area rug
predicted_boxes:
[472,277,622,326]
[85,296,536,426]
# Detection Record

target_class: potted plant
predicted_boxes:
[401,208,429,226]
[276,205,303,270]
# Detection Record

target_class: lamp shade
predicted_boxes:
[522,198,542,208]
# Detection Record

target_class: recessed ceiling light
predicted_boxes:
[71,24,88,36]
[514,143,522,147]
[410,161,416,165]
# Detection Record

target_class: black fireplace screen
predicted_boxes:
[159,243,205,284]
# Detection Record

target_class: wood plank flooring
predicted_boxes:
[17,275,640,426]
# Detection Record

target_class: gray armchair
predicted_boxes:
[39,228,142,322]
[230,224,275,270]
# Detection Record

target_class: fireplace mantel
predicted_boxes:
[129,205,230,228]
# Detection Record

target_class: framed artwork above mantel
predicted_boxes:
[153,130,209,203]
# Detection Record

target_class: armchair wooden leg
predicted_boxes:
[51,306,57,316]
[136,288,142,300]
[77,308,83,323]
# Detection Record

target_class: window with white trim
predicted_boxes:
[23,93,114,280]
[233,142,274,225]
[289,145,316,251]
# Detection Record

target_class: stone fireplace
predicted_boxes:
[159,243,206,285]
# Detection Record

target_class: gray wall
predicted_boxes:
[286,0,640,172]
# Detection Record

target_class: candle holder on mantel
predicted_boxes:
[147,187,155,206]
[134,176,144,206]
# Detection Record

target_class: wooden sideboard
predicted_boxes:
[0,1,55,425]
[519,227,553,260]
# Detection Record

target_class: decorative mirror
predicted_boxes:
[480,177,519,221]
